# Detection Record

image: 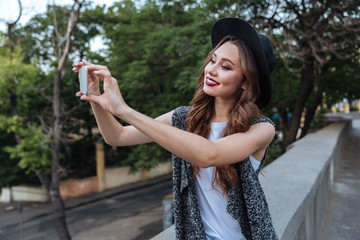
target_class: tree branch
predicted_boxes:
[12,0,23,25]
[61,102,88,124]
[52,1,62,58]
[57,1,81,71]
[6,0,23,58]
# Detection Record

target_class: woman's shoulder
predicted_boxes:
[172,106,192,128]
[250,116,276,145]
[252,116,275,128]
[172,106,192,119]
[173,106,192,114]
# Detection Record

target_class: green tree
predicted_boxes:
[1,1,85,239]
[0,35,44,188]
[255,0,360,151]
[5,1,107,180]
[0,116,51,176]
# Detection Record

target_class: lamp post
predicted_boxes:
[96,137,105,192]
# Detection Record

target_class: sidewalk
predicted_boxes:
[0,174,172,232]
[320,119,360,239]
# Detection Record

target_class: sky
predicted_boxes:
[0,0,119,50]
[0,0,119,26]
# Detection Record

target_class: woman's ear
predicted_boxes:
[241,81,248,90]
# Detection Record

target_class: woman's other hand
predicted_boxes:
[75,62,129,117]
[73,59,101,96]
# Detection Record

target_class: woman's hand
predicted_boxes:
[73,60,101,96]
[73,60,129,117]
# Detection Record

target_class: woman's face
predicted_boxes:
[203,41,245,101]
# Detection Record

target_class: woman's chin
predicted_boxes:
[203,86,216,97]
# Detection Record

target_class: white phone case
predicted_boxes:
[80,66,88,95]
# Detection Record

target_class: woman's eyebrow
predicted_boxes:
[213,53,235,66]
[222,58,235,66]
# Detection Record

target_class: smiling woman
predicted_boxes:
[72,17,278,240]
[203,38,259,106]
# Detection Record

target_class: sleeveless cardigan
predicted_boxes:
[171,106,278,240]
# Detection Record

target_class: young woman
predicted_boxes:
[73,18,278,240]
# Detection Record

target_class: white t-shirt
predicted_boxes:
[195,121,260,240]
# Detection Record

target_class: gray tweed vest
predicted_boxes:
[171,106,278,240]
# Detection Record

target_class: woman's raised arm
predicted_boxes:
[116,107,274,168]
[73,60,173,147]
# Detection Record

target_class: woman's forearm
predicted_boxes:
[90,102,170,146]
[90,101,125,145]
[118,107,217,168]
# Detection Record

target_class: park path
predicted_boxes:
[320,119,360,240]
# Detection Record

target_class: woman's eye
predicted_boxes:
[210,59,215,64]
[222,65,231,70]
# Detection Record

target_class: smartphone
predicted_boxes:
[79,66,88,95]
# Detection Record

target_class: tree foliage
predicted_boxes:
[254,0,360,150]
[0,115,51,174]
[0,35,44,187]
[92,0,215,170]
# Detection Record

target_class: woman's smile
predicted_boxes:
[205,76,220,86]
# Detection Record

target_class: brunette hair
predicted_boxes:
[186,36,261,196]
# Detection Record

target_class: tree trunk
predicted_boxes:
[7,12,22,144]
[10,93,18,116]
[281,52,315,151]
[7,24,14,60]
[50,187,70,239]
[300,89,322,138]
[48,2,82,238]
[51,70,71,239]
[10,91,20,146]
[34,169,51,199]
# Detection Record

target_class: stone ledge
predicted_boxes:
[260,121,350,239]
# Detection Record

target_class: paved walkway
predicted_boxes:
[320,119,360,239]
[0,174,172,240]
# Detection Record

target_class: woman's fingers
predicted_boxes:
[76,91,91,98]
[76,91,101,103]
[80,94,100,103]
[92,69,112,82]
[72,59,92,72]
[81,59,91,65]
[86,65,109,73]
[72,59,110,75]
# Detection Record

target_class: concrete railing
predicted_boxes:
[151,120,351,240]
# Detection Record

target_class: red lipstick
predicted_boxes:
[205,77,220,86]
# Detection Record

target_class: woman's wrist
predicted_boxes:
[114,104,132,120]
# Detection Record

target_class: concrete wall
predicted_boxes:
[104,161,172,189]
[60,176,98,200]
[0,186,49,203]
[260,121,349,240]
[0,161,172,202]
[151,120,350,240]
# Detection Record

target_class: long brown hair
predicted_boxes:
[186,36,261,196]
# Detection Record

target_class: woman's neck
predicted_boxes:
[212,97,234,122]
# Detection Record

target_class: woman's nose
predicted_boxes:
[207,64,217,76]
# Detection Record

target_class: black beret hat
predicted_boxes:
[211,18,276,108]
